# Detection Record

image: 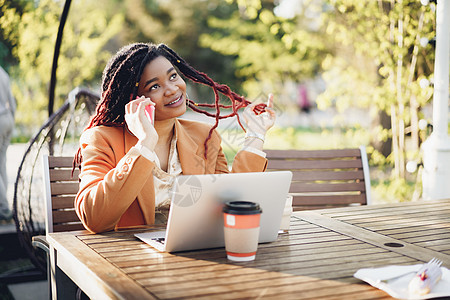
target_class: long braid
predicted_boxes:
[74,44,151,169]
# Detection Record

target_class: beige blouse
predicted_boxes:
[150,134,182,224]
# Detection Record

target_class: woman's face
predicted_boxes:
[137,56,187,121]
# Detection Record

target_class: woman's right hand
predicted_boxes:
[125,96,158,150]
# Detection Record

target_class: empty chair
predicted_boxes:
[265,147,371,211]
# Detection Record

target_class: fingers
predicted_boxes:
[135,96,154,109]
[126,96,154,114]
[265,107,276,118]
[267,93,274,108]
[264,93,275,119]
[243,103,256,120]
[245,102,256,112]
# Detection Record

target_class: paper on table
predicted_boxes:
[354,264,450,300]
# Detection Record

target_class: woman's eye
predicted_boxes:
[149,84,159,91]
[170,73,177,80]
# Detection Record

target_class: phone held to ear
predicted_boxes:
[145,105,155,124]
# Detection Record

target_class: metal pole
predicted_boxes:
[422,0,450,200]
[48,0,72,155]
[48,0,72,118]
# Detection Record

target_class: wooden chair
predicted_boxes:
[42,155,83,234]
[32,155,82,248]
[265,146,371,211]
[32,155,84,299]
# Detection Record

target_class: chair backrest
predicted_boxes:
[42,155,84,233]
[265,146,371,211]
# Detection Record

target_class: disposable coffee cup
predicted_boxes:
[223,201,262,262]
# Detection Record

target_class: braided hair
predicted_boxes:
[74,43,266,168]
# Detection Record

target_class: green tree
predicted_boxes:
[199,0,328,101]
[0,0,123,133]
[199,0,437,201]
[318,0,436,180]
[116,0,243,101]
[0,0,28,68]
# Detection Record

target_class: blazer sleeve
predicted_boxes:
[210,130,267,174]
[75,128,155,233]
[231,150,267,173]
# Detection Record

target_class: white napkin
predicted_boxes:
[354,264,450,299]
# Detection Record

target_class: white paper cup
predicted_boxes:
[279,195,293,232]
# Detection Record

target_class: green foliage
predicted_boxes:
[372,176,416,204]
[318,0,436,179]
[0,0,123,134]
[319,0,435,109]
[200,0,327,100]
[117,0,244,99]
[0,0,29,68]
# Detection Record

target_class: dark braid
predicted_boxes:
[74,43,267,170]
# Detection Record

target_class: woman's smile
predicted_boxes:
[165,95,184,107]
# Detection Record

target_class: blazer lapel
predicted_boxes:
[175,119,206,175]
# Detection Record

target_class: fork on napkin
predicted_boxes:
[408,258,442,295]
[354,258,449,300]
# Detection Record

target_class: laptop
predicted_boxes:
[135,171,292,252]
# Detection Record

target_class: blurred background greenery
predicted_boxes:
[0,0,444,203]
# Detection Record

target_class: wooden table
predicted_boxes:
[47,199,450,299]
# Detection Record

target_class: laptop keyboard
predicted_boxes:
[152,237,165,245]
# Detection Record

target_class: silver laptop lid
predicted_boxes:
[163,171,292,252]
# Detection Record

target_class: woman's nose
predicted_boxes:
[164,83,178,95]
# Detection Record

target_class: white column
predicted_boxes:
[422,0,450,200]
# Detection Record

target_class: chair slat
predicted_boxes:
[49,169,80,182]
[267,159,363,170]
[265,149,361,159]
[289,182,366,193]
[48,156,75,168]
[50,182,80,196]
[290,170,365,181]
[52,196,76,210]
[292,194,366,206]
[53,223,85,233]
[52,209,80,224]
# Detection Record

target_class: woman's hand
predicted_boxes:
[243,93,276,136]
[125,96,158,150]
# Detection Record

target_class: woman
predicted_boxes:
[75,43,275,233]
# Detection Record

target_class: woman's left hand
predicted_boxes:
[243,93,276,135]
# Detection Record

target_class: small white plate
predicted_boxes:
[354,264,450,299]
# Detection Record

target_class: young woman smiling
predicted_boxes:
[74,43,275,233]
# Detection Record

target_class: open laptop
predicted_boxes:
[135,171,292,252]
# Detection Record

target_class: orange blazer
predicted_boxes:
[75,118,267,233]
